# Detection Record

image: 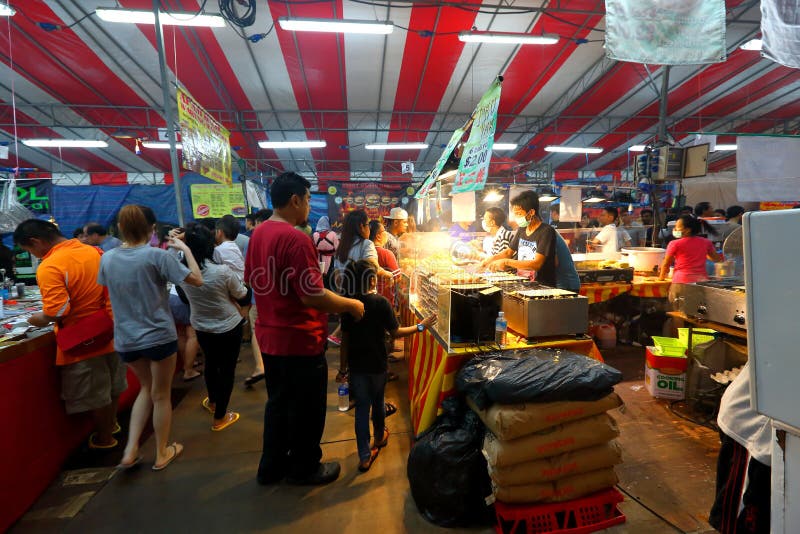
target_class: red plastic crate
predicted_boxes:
[494,488,626,534]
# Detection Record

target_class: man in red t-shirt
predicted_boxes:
[246,172,364,486]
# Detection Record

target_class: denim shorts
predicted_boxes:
[118,340,178,363]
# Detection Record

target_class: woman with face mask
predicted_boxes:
[659,215,723,307]
[480,208,514,257]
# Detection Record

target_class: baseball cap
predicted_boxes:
[384,207,409,220]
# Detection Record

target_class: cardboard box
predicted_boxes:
[644,362,686,400]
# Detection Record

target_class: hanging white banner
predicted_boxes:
[605,0,726,65]
[737,137,800,201]
[761,0,800,69]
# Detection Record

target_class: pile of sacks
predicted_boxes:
[470,393,623,503]
[455,349,625,505]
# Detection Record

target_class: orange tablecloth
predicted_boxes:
[579,277,671,303]
[406,312,603,437]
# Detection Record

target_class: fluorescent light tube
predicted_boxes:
[628,145,646,152]
[365,143,428,150]
[492,143,518,150]
[96,8,225,27]
[539,195,558,202]
[582,197,605,203]
[278,17,393,34]
[0,2,15,16]
[740,39,762,51]
[258,140,327,149]
[459,31,559,45]
[545,146,603,154]
[22,139,108,148]
[713,144,737,151]
[141,141,183,149]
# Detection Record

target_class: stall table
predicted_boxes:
[405,304,603,437]
[579,276,671,304]
[666,311,748,341]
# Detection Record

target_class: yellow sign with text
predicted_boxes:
[177,87,232,186]
[190,184,246,219]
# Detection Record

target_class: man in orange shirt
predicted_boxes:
[14,219,126,449]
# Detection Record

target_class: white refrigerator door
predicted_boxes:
[744,209,800,432]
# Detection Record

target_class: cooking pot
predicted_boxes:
[620,247,666,274]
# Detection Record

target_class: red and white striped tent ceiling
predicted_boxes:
[0,0,796,185]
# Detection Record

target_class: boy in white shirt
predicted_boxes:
[589,207,631,260]
[213,215,245,279]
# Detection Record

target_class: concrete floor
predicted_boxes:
[13,342,718,534]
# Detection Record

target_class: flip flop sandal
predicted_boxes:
[385,402,397,417]
[373,428,390,449]
[358,448,380,473]
[201,397,215,415]
[152,443,183,471]
[211,412,240,432]
[88,433,119,450]
[183,370,202,382]
[115,456,142,470]
[244,373,265,387]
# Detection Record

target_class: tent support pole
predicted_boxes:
[657,66,671,143]
[153,2,185,226]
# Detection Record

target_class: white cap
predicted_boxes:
[384,207,409,220]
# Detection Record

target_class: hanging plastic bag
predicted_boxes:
[0,177,36,233]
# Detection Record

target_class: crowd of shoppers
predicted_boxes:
[12,175,426,482]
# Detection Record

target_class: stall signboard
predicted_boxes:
[415,127,465,199]
[328,181,412,223]
[190,184,246,219]
[15,179,51,214]
[177,87,232,186]
[453,79,501,194]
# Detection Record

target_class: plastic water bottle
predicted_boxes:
[495,311,508,348]
[337,382,349,412]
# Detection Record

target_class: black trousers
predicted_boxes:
[196,321,244,420]
[258,353,328,480]
[709,430,770,534]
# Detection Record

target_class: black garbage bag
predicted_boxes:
[407,397,494,528]
[456,348,623,410]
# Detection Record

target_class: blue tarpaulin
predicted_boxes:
[51,173,220,231]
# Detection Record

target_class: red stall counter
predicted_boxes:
[0,333,139,532]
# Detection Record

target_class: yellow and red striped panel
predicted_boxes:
[408,330,604,437]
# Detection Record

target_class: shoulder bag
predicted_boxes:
[54,248,114,356]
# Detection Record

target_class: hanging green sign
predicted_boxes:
[415,127,465,199]
[453,79,502,194]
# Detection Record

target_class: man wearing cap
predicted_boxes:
[383,207,408,260]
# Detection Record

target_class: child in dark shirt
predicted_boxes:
[340,260,436,472]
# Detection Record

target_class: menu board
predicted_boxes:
[190,184,246,219]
